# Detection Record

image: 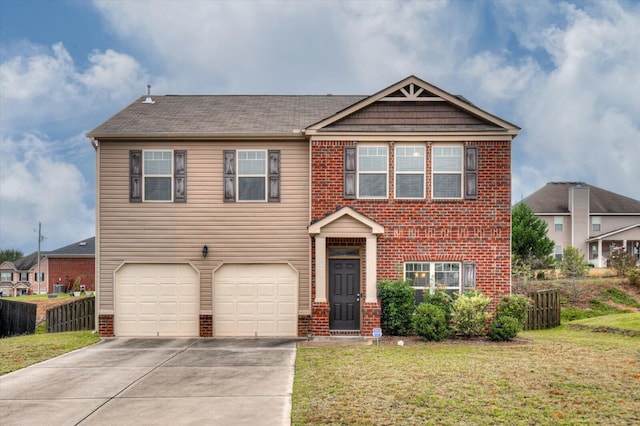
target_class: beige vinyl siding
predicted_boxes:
[321,215,375,236]
[97,140,310,315]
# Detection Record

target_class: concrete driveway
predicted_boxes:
[0,338,298,425]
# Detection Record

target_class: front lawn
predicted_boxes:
[293,325,640,424]
[0,331,100,375]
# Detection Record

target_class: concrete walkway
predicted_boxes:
[0,338,298,425]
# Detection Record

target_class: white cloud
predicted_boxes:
[0,42,154,253]
[0,134,95,254]
[514,1,640,200]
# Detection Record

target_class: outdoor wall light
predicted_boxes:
[202,245,209,258]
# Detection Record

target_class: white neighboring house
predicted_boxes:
[520,182,640,268]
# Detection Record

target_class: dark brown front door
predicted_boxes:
[329,259,360,330]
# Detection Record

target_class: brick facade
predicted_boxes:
[98,314,114,337]
[309,139,512,336]
[199,314,213,337]
[48,258,95,293]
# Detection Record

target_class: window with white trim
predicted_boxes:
[592,216,601,232]
[1,272,11,282]
[555,245,563,261]
[237,150,267,201]
[358,145,388,198]
[554,216,563,232]
[143,150,173,201]
[20,272,28,281]
[224,150,280,202]
[395,145,425,199]
[405,261,472,296]
[432,145,463,199]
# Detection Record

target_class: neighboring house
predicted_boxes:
[46,237,96,293]
[0,252,48,296]
[520,182,640,267]
[87,75,519,338]
[0,237,95,296]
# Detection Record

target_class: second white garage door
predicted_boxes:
[115,263,199,337]
[214,264,297,337]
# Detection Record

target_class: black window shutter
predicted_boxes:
[174,150,187,202]
[464,146,478,200]
[344,146,356,199]
[223,150,236,202]
[268,150,280,202]
[130,150,142,202]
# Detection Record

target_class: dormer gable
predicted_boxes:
[306,75,520,137]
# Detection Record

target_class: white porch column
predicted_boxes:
[598,239,603,268]
[365,235,378,303]
[314,236,327,303]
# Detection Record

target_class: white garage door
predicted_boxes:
[214,264,297,337]
[115,263,199,337]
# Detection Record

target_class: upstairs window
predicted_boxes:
[130,150,186,203]
[224,150,280,202]
[1,272,11,282]
[432,145,463,199]
[395,145,425,199]
[358,146,388,198]
[554,216,563,232]
[592,216,601,232]
[144,151,173,201]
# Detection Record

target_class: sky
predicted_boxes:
[1,0,639,255]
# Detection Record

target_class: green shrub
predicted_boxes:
[377,279,415,336]
[495,295,529,329]
[609,247,635,277]
[487,316,520,341]
[413,303,449,341]
[451,291,491,338]
[422,290,453,322]
[628,268,640,286]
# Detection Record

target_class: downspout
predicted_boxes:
[90,137,100,333]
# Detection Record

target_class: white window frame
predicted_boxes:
[357,145,388,199]
[554,216,564,232]
[404,261,462,294]
[143,150,173,202]
[555,245,563,261]
[592,216,601,232]
[1,272,11,282]
[237,150,267,202]
[395,144,425,199]
[432,144,463,199]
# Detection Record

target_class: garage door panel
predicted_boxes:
[214,264,297,337]
[115,264,199,337]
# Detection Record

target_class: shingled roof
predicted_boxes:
[521,182,640,214]
[47,237,95,257]
[87,95,365,138]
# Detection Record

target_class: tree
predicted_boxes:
[511,203,554,269]
[559,246,588,279]
[0,249,23,264]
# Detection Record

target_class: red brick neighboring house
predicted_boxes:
[0,237,95,296]
[88,75,519,338]
[46,237,96,293]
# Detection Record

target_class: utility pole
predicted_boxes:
[35,222,45,294]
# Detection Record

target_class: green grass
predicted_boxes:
[292,327,640,425]
[0,331,100,375]
[569,313,640,336]
[601,288,640,308]
[2,292,93,301]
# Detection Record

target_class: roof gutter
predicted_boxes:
[85,132,309,141]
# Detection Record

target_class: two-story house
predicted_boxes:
[0,251,47,296]
[521,182,640,268]
[87,75,519,338]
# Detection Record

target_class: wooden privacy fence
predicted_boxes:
[0,299,36,337]
[525,289,560,330]
[47,297,95,333]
